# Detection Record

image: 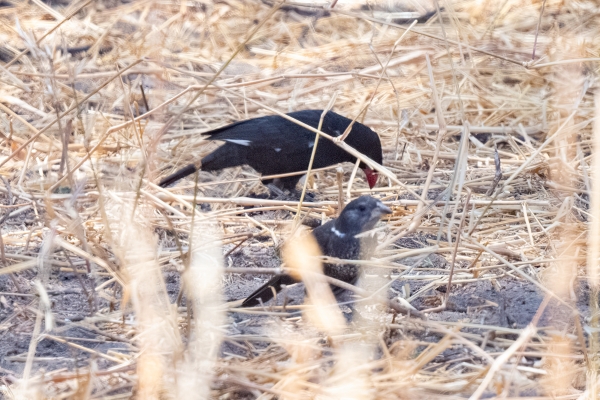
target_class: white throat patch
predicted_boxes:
[331,226,346,238]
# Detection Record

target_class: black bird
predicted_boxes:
[241,196,392,307]
[159,110,383,192]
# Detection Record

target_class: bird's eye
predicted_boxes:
[359,205,366,212]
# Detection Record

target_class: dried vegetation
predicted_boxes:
[0,0,599,398]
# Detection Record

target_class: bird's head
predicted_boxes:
[335,196,392,236]
[332,112,383,190]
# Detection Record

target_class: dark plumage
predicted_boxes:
[241,196,392,307]
[159,110,383,191]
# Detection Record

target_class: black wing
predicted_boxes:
[241,274,298,307]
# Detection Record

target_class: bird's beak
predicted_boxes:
[377,202,392,215]
[363,167,378,189]
[371,201,392,220]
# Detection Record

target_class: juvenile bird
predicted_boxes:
[241,196,392,307]
[159,110,383,192]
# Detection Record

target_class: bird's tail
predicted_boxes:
[241,274,297,307]
[158,163,199,187]
[200,145,245,172]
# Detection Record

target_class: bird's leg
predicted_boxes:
[293,189,315,202]
[266,180,308,201]
[341,304,355,323]
[267,182,284,198]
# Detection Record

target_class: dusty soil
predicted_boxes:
[0,193,588,383]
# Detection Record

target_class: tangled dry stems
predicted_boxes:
[0,0,598,398]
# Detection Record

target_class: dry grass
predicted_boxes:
[0,0,598,398]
